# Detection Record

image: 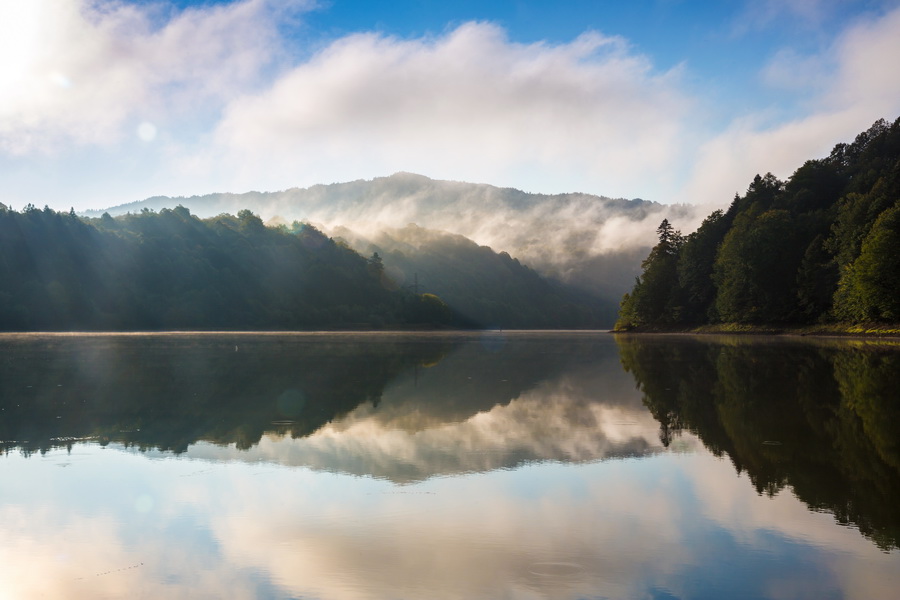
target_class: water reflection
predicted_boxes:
[1,332,899,599]
[1,332,454,454]
[616,334,900,551]
[0,332,671,475]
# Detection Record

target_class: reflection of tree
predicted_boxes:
[833,350,900,471]
[0,334,581,460]
[0,335,456,455]
[616,334,900,551]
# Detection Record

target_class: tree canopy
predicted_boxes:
[0,206,470,331]
[616,117,900,329]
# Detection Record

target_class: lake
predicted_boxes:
[1,331,899,599]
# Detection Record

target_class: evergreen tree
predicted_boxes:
[615,219,683,329]
[617,117,900,327]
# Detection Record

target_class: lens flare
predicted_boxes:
[137,122,157,142]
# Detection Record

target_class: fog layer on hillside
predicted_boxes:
[89,173,698,300]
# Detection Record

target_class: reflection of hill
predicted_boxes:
[616,334,900,550]
[1,333,677,482]
[0,333,455,454]
[182,338,673,482]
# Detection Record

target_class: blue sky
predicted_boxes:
[2,0,899,212]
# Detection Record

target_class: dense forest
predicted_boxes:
[0,204,606,331]
[0,206,466,330]
[617,117,900,329]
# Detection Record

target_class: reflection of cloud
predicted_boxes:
[180,454,900,599]
[180,356,684,482]
[0,452,275,600]
[3,435,899,598]
[211,464,691,600]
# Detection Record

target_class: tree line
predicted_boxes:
[0,205,466,330]
[0,203,607,331]
[617,117,900,328]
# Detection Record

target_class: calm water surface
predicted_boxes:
[1,332,898,599]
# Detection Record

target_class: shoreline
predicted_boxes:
[612,322,900,339]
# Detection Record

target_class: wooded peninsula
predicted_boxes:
[616,117,900,333]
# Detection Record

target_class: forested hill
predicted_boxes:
[84,172,693,308]
[616,117,900,329]
[0,206,453,330]
[335,224,617,328]
[0,205,607,331]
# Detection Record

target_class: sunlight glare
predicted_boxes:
[0,3,44,93]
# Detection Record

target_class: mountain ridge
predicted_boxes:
[83,172,696,305]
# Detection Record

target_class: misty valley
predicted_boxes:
[2,331,899,599]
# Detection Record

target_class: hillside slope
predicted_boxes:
[336,224,616,328]
[85,173,695,303]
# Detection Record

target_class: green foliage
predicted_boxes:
[677,209,731,323]
[833,203,900,321]
[0,206,468,331]
[614,219,683,329]
[617,117,900,327]
[713,208,799,322]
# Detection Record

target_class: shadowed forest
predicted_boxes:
[0,206,606,331]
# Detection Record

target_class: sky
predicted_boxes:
[2,0,900,213]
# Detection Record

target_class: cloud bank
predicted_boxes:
[2,0,900,213]
[682,5,900,204]
[213,21,690,199]
[0,0,291,155]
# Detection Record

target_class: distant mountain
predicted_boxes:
[85,173,696,303]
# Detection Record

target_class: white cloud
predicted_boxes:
[2,0,898,218]
[212,21,690,198]
[0,0,298,155]
[677,8,900,204]
[679,5,900,206]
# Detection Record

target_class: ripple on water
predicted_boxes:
[528,561,585,578]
